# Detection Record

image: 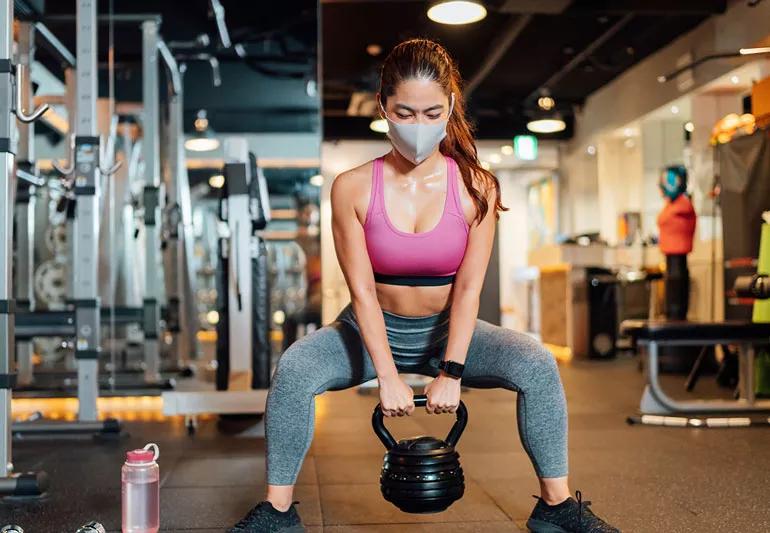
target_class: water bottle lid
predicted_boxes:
[126,449,155,463]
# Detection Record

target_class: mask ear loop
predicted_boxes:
[447,93,455,118]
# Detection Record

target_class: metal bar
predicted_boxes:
[743,343,756,405]
[642,341,770,414]
[526,13,634,102]
[142,20,162,384]
[157,40,181,96]
[656,52,763,83]
[15,22,36,387]
[45,14,162,24]
[165,82,199,365]
[637,338,770,347]
[0,0,16,482]
[34,22,76,68]
[465,15,532,97]
[74,0,100,421]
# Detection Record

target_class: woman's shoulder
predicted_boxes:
[332,156,381,189]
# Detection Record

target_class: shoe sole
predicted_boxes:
[227,525,305,533]
[526,518,569,533]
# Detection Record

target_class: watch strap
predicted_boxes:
[438,359,464,378]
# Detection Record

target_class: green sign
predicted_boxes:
[514,135,538,161]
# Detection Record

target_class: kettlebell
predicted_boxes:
[372,394,468,514]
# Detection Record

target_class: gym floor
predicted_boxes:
[3,355,768,533]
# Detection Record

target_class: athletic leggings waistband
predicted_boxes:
[335,303,451,367]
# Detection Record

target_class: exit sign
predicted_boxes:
[514,135,538,161]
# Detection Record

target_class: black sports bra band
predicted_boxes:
[373,272,455,286]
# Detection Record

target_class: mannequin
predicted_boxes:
[657,165,697,320]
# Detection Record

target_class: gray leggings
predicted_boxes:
[265,303,568,485]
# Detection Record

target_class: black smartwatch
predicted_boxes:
[438,359,465,379]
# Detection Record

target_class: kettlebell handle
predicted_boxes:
[371,394,468,450]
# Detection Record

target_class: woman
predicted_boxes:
[229,39,619,533]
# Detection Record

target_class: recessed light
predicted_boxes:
[501,145,514,156]
[730,75,740,85]
[427,1,487,25]
[671,105,679,115]
[586,145,597,156]
[366,44,382,56]
[684,122,695,133]
[623,128,634,137]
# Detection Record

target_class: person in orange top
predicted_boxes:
[657,165,697,320]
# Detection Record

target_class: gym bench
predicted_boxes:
[620,320,770,415]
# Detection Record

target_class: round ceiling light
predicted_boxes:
[427,1,487,25]
[527,118,566,134]
[185,109,221,152]
[370,118,389,133]
[186,137,220,152]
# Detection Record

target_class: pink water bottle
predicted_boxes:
[121,443,160,533]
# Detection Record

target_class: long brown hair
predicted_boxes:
[379,38,507,225]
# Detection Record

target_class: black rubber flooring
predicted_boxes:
[2,354,769,532]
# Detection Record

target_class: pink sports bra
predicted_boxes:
[363,155,470,286]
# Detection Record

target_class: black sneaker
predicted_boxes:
[526,490,620,532]
[227,500,305,533]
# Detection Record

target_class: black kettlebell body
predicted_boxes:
[372,394,468,514]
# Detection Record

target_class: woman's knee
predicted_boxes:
[270,330,336,393]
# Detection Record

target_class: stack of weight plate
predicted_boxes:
[380,435,464,514]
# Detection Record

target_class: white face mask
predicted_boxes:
[380,93,455,165]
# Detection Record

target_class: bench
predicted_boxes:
[620,319,770,415]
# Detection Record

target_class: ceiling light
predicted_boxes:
[670,105,679,115]
[489,153,502,164]
[427,1,487,25]
[208,174,225,189]
[206,310,219,325]
[310,174,324,187]
[537,96,555,111]
[623,128,634,137]
[370,118,388,133]
[527,118,566,134]
[185,109,220,152]
[500,145,514,156]
[684,121,695,133]
[366,44,382,56]
[730,75,740,85]
[586,145,597,156]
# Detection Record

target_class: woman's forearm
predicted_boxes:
[350,293,398,379]
[444,289,480,366]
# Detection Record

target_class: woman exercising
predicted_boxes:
[229,39,620,533]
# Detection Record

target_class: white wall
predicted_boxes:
[562,0,770,236]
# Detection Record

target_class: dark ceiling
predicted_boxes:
[26,0,319,134]
[21,1,729,141]
[322,0,728,140]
